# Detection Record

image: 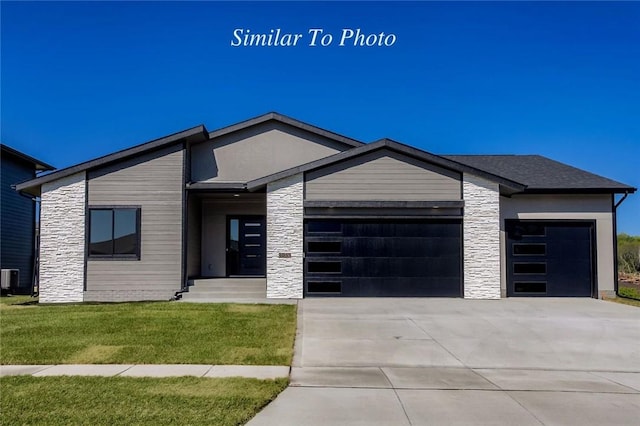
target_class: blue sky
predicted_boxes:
[2,1,638,233]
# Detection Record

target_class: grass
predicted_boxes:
[0,295,36,305]
[618,286,640,300]
[609,276,640,306]
[0,301,296,365]
[605,296,640,308]
[0,376,287,426]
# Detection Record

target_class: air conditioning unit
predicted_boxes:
[1,269,19,292]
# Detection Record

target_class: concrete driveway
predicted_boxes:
[249,298,640,425]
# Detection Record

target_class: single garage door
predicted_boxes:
[304,219,462,297]
[505,220,595,297]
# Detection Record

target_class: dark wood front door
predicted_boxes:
[227,216,266,276]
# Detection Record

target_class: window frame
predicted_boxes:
[87,206,142,260]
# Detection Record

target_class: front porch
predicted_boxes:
[184,191,275,301]
[186,191,266,278]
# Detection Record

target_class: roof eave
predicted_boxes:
[520,187,637,195]
[186,182,248,191]
[15,124,209,195]
[1,144,55,171]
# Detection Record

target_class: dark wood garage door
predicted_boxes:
[304,219,462,297]
[506,221,595,297]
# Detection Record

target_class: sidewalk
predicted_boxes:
[0,364,290,379]
[249,366,640,426]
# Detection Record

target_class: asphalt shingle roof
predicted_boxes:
[443,154,635,193]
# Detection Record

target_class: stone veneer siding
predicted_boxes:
[266,173,304,298]
[39,172,86,303]
[463,174,501,299]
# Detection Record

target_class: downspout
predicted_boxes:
[612,192,630,297]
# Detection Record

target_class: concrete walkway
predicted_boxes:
[0,364,289,379]
[248,298,640,425]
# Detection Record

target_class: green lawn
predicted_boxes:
[0,295,35,305]
[618,286,640,301]
[606,296,640,308]
[0,376,287,426]
[0,300,296,365]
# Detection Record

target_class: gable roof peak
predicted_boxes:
[206,111,364,148]
[369,137,419,150]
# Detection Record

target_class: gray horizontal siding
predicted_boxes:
[306,151,461,201]
[86,145,184,293]
[1,155,36,291]
[186,195,201,278]
[190,121,345,183]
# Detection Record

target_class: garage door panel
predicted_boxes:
[338,237,461,258]
[340,258,401,278]
[548,241,591,259]
[342,238,393,257]
[391,238,460,257]
[341,222,460,238]
[305,219,462,297]
[331,277,461,297]
[506,221,594,297]
[548,260,593,297]
[332,257,461,278]
[547,259,591,272]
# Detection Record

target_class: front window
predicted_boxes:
[89,207,141,259]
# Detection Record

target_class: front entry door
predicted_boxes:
[227,216,266,276]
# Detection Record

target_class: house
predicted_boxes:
[14,113,636,303]
[1,144,54,294]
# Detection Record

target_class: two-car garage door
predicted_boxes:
[303,218,596,298]
[304,219,462,297]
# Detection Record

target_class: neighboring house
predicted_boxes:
[1,144,54,294]
[15,113,636,303]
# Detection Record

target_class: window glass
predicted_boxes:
[520,224,545,236]
[514,282,547,293]
[307,221,341,233]
[307,281,342,293]
[308,241,342,253]
[308,261,342,273]
[513,263,546,274]
[229,219,239,253]
[90,210,113,255]
[89,208,139,258]
[513,244,546,256]
[114,209,138,255]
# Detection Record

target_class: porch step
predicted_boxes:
[181,278,267,302]
[188,287,265,294]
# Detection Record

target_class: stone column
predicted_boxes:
[266,173,304,298]
[463,174,501,299]
[39,172,86,303]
